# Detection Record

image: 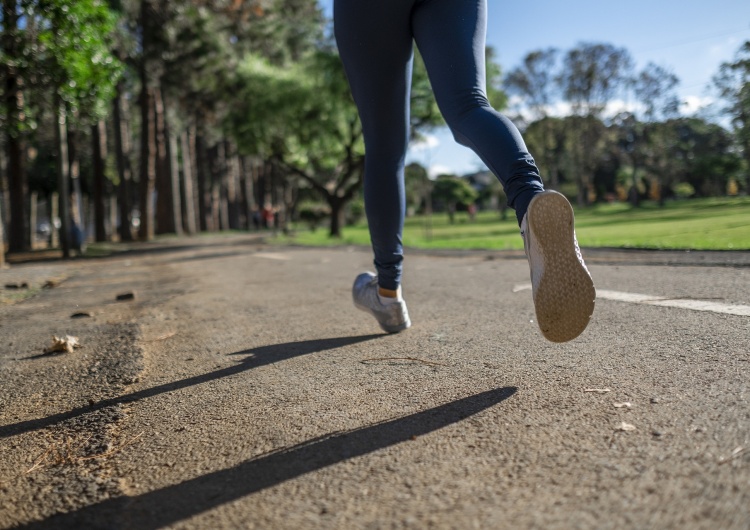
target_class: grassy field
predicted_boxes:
[277,196,750,251]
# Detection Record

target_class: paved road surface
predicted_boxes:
[1,235,749,529]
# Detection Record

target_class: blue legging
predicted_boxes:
[334,0,544,291]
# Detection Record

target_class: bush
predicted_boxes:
[673,182,695,199]
[346,199,365,226]
[297,202,330,232]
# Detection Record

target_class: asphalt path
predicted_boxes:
[1,235,749,529]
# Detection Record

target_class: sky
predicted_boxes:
[318,0,750,176]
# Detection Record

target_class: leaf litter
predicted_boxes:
[43,335,81,354]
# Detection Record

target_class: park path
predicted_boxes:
[1,235,749,529]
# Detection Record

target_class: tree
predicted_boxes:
[626,62,680,205]
[1,0,28,252]
[404,162,430,215]
[11,0,122,255]
[521,115,569,191]
[431,175,477,224]
[409,49,443,136]
[0,200,5,266]
[505,48,559,121]
[504,48,561,187]
[672,118,741,197]
[558,42,633,205]
[146,0,324,236]
[713,40,750,193]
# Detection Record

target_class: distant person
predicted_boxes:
[336,0,595,342]
[261,205,274,229]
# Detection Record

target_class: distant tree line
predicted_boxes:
[0,1,748,261]
[501,42,750,208]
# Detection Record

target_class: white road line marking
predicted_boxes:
[512,284,750,317]
[512,283,532,293]
[253,252,291,261]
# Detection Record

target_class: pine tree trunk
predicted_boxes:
[241,157,258,230]
[49,192,59,249]
[92,121,108,242]
[215,142,229,230]
[0,201,5,267]
[68,127,85,246]
[29,191,37,249]
[6,127,26,252]
[224,141,240,230]
[109,196,117,240]
[209,144,220,231]
[154,86,173,234]
[211,184,221,232]
[195,126,210,232]
[55,103,71,258]
[180,130,197,235]
[138,0,157,241]
[113,82,133,242]
[168,133,184,235]
[138,85,157,241]
[3,0,27,253]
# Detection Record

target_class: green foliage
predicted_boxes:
[230,55,313,157]
[560,42,633,117]
[410,49,442,134]
[633,62,680,122]
[237,0,325,65]
[297,201,329,231]
[484,46,508,110]
[504,47,559,120]
[345,198,365,226]
[35,0,123,120]
[673,182,695,199]
[432,175,478,208]
[713,40,750,189]
[404,162,430,214]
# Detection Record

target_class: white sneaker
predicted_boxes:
[352,272,411,333]
[521,191,596,342]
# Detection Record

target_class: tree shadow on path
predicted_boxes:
[0,334,383,439]
[19,386,517,530]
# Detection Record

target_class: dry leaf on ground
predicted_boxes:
[615,422,636,432]
[44,335,81,354]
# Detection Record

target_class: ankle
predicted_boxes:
[378,286,402,305]
[378,287,398,298]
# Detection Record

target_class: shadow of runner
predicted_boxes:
[19,387,517,530]
[1,335,383,439]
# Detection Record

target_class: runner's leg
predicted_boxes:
[412,0,544,224]
[334,0,415,291]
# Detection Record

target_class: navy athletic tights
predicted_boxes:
[334,0,544,290]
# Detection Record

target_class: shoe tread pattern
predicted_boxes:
[528,192,596,342]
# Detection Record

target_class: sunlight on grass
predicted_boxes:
[276,197,750,251]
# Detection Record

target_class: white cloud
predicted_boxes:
[682,95,714,114]
[409,134,440,152]
[508,99,640,121]
[428,164,453,179]
[604,99,640,117]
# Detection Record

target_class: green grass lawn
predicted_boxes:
[277,196,750,251]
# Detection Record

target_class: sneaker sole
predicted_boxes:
[527,191,596,342]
